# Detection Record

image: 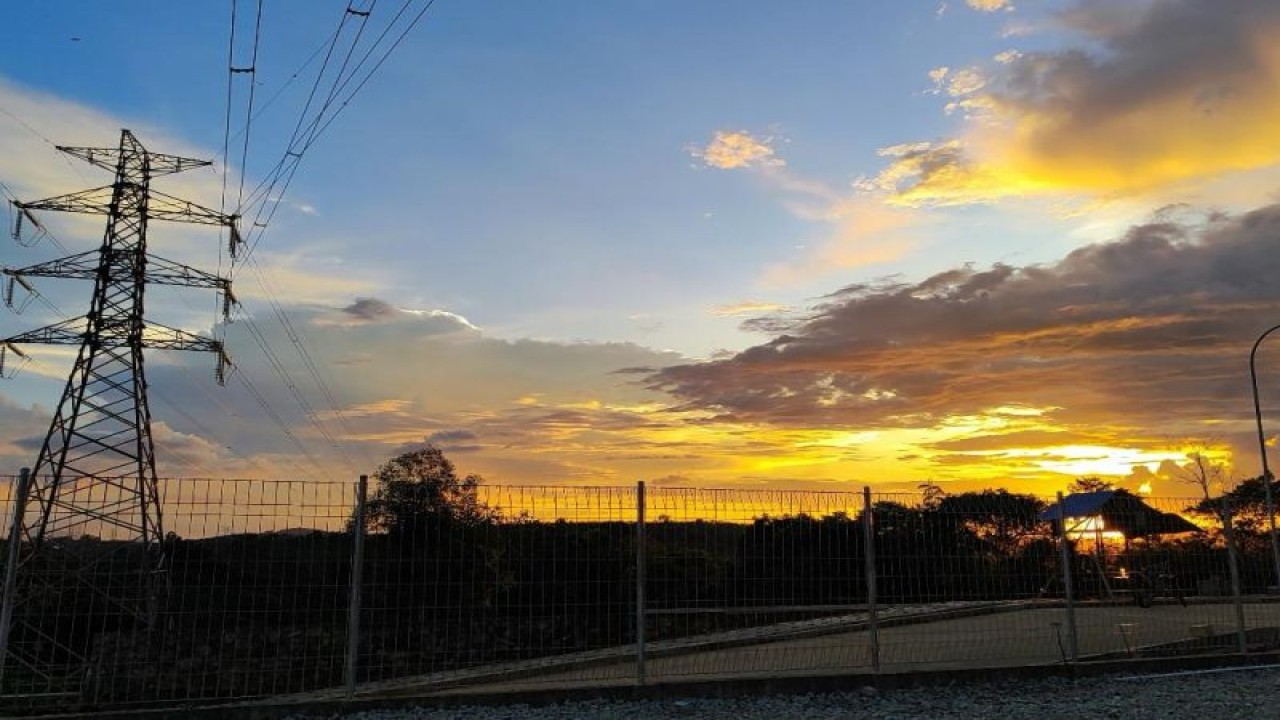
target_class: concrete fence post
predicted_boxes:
[0,467,32,683]
[863,486,880,671]
[635,480,647,686]
[1056,491,1079,663]
[344,474,369,696]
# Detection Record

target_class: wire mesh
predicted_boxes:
[1060,494,1277,661]
[0,476,354,711]
[636,487,871,679]
[867,490,1065,670]
[0,476,1276,714]
[353,484,640,690]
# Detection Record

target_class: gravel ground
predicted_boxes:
[306,667,1280,720]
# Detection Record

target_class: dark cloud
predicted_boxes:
[427,429,479,443]
[342,297,399,322]
[0,397,51,468]
[12,435,42,452]
[648,203,1280,457]
[389,437,484,458]
[1012,0,1280,142]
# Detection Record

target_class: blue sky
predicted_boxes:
[4,1,1055,354]
[5,1,1280,495]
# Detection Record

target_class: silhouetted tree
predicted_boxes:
[360,445,497,534]
[358,446,506,670]
[1068,476,1114,493]
[1173,449,1228,501]
[933,490,1046,556]
[1192,475,1275,537]
[918,481,945,508]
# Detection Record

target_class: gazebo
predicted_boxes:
[1040,490,1201,601]
[1040,490,1201,542]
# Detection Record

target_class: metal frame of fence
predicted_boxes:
[0,474,1276,714]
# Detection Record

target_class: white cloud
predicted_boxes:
[128,300,687,481]
[928,66,951,94]
[690,130,785,170]
[946,68,987,96]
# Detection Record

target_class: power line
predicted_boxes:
[226,27,344,149]
[219,0,240,227]
[242,256,375,470]
[236,0,436,250]
[209,0,369,478]
[216,0,439,480]
[0,106,92,184]
[235,2,373,226]
[232,304,359,474]
[234,0,266,214]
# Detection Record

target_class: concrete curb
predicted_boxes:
[31,651,1280,720]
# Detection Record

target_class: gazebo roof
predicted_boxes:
[1040,490,1200,537]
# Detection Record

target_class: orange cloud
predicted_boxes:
[880,0,1280,206]
[762,197,920,285]
[711,301,787,317]
[967,0,1012,11]
[649,205,1280,486]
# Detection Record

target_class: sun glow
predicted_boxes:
[1064,516,1126,544]
[947,444,1189,479]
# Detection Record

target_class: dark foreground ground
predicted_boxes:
[308,666,1280,720]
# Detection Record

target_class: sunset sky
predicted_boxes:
[3,0,1280,497]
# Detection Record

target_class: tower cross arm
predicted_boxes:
[56,145,212,178]
[141,322,233,384]
[145,254,232,292]
[3,318,224,353]
[2,317,87,346]
[2,319,232,385]
[141,153,214,177]
[4,250,101,281]
[14,186,115,217]
[146,190,238,227]
[140,322,225,352]
[16,188,238,230]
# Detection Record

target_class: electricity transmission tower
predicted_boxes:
[0,129,239,691]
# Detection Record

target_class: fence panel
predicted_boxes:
[1061,494,1268,662]
[352,484,640,691]
[635,487,873,680]
[0,477,354,711]
[1,476,1277,714]
[872,491,1068,670]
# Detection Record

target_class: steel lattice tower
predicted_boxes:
[0,129,239,691]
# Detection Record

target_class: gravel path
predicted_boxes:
[310,666,1280,720]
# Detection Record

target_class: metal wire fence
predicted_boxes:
[0,474,1277,714]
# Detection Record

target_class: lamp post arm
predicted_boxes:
[1248,323,1280,591]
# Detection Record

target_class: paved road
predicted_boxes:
[422,601,1280,695]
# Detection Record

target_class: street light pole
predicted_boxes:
[1248,323,1280,591]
